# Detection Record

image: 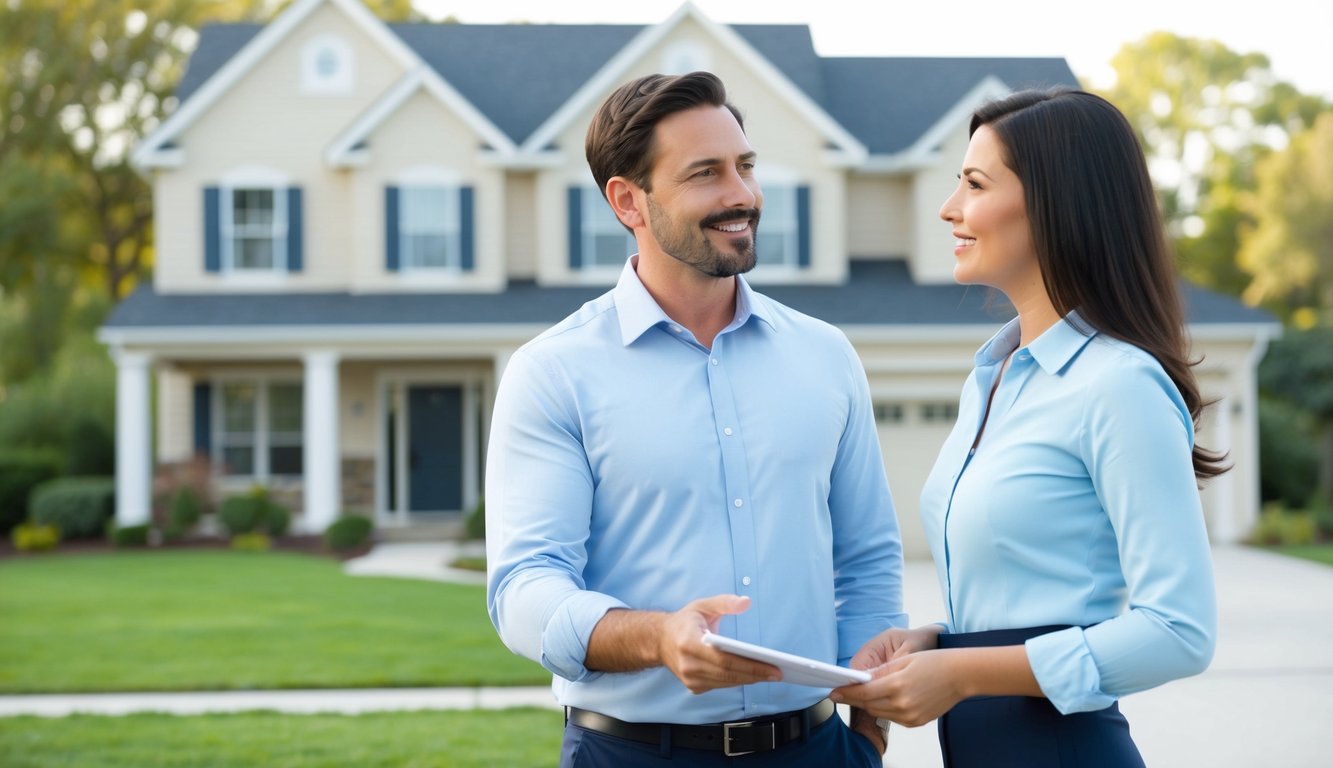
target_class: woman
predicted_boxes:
[831,88,1223,767]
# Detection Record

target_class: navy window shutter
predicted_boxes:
[204,187,221,273]
[459,186,474,271]
[286,187,303,272]
[567,187,583,269]
[796,185,811,268]
[193,383,212,458]
[385,186,400,271]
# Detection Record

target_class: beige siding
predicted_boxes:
[156,3,407,292]
[910,122,972,284]
[506,172,538,280]
[847,176,912,258]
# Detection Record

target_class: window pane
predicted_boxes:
[222,446,254,476]
[269,384,303,433]
[222,383,256,432]
[401,187,451,232]
[756,232,788,266]
[590,233,633,267]
[235,237,274,269]
[406,233,454,268]
[269,445,303,475]
[581,188,634,268]
[755,184,796,266]
[233,189,274,227]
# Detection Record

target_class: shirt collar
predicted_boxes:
[975,310,1098,375]
[612,256,774,346]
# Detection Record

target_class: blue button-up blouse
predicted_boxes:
[920,315,1217,714]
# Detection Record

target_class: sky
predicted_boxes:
[412,0,1333,101]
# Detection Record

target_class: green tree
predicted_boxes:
[1237,113,1333,325]
[1259,329,1333,509]
[1098,32,1327,296]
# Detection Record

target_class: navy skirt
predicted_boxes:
[936,626,1145,768]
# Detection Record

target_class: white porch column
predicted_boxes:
[114,350,153,527]
[303,351,341,534]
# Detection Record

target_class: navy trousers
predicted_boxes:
[559,708,881,767]
[936,626,1146,768]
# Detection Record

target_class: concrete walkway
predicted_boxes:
[3,544,1331,767]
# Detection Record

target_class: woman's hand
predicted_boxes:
[849,624,944,671]
[833,643,1040,727]
[832,649,968,727]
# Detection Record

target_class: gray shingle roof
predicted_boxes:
[103,261,1273,330]
[172,21,1076,149]
[821,57,1080,154]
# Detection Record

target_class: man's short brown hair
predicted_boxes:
[584,71,744,200]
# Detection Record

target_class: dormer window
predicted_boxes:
[301,35,353,96]
[661,40,711,75]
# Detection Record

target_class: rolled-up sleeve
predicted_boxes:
[485,347,628,682]
[1026,359,1216,713]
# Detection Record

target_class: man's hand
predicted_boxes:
[658,595,781,694]
[849,706,887,754]
[586,594,780,693]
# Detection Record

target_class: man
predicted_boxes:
[486,71,905,766]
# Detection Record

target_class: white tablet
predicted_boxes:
[701,632,872,688]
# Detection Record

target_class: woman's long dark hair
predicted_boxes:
[972,88,1228,480]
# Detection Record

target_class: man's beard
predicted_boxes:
[646,195,760,278]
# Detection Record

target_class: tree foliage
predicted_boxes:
[1258,328,1333,507]
[1238,113,1333,325]
[1098,32,1328,296]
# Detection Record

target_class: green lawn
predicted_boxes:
[0,709,564,767]
[0,550,548,693]
[1272,543,1333,567]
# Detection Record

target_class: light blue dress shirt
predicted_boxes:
[920,315,1217,715]
[486,257,906,724]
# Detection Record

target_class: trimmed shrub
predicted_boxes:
[219,487,290,538]
[325,515,374,553]
[11,521,60,552]
[1250,504,1318,546]
[219,494,263,535]
[0,450,62,535]
[265,501,291,537]
[465,497,485,540]
[109,523,150,548]
[167,487,204,538]
[29,476,115,540]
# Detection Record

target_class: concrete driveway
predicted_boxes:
[883,545,1333,767]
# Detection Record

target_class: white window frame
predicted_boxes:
[301,34,354,96]
[579,184,635,272]
[213,377,304,481]
[219,166,289,274]
[395,166,465,273]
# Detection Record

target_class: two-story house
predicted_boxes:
[103,0,1277,556]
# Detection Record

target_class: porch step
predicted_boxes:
[373,519,468,542]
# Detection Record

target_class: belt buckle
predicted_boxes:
[723,719,776,757]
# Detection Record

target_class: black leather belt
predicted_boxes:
[566,698,835,757]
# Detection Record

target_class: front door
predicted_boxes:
[407,385,463,513]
